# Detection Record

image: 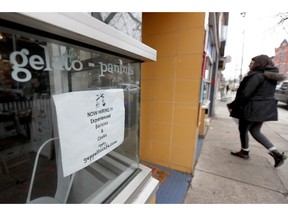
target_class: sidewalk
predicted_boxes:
[183,97,288,204]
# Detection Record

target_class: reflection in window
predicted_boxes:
[0,28,141,203]
[91,12,142,41]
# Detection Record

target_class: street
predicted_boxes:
[267,101,288,142]
[275,102,288,124]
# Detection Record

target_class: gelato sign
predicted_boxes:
[9,46,134,82]
[52,89,125,177]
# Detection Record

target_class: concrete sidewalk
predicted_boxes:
[183,98,288,204]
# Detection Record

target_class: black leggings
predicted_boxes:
[238,119,274,150]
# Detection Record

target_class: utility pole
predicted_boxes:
[239,12,246,82]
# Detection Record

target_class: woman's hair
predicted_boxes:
[251,54,274,71]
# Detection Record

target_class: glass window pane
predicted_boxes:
[0,27,140,203]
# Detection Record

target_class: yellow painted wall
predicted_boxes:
[140,13,206,174]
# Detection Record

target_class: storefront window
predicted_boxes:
[0,27,141,203]
[202,59,212,102]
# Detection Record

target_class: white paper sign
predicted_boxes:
[52,89,125,177]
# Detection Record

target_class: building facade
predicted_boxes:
[140,12,229,173]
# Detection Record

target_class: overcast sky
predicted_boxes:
[223,11,288,80]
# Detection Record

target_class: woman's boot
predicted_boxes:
[231,149,249,160]
[269,150,287,168]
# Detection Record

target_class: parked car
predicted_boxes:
[118,83,140,94]
[274,81,288,109]
[118,83,139,90]
[118,83,140,127]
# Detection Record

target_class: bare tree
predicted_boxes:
[91,12,142,41]
[276,12,288,34]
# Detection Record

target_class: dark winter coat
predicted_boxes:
[227,67,287,122]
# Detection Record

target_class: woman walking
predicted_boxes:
[227,54,287,168]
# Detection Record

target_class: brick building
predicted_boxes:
[274,39,288,74]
